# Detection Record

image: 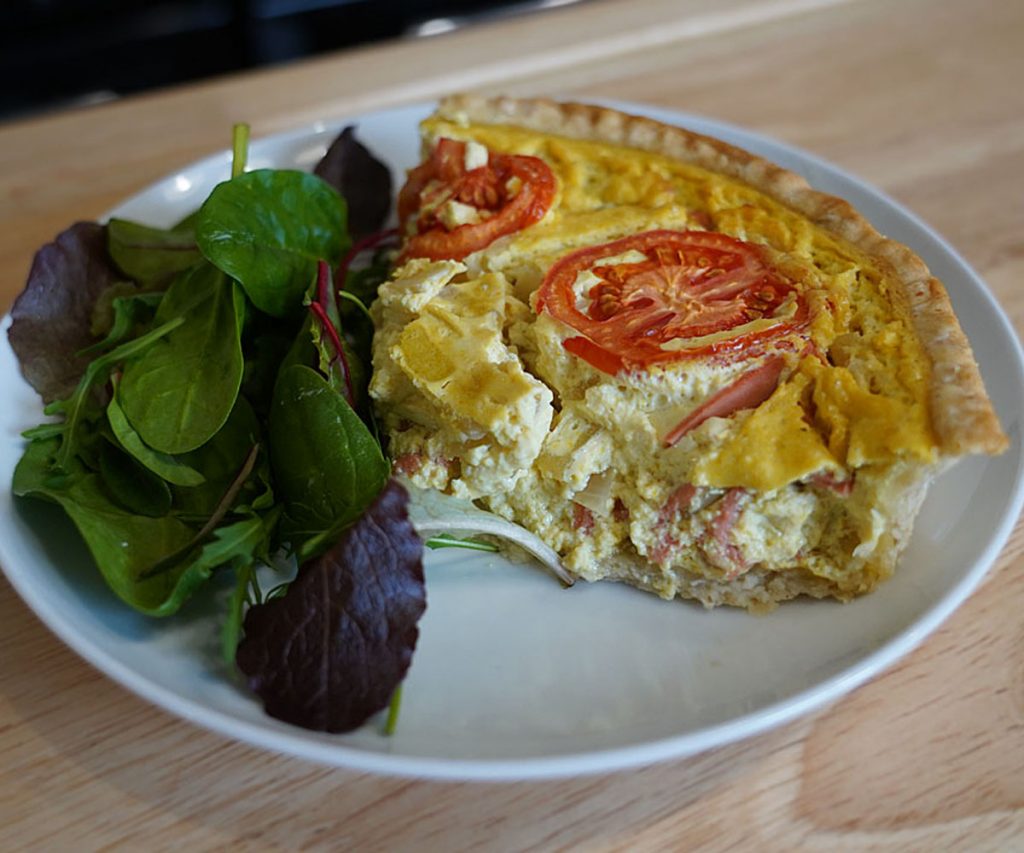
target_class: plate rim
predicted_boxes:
[1,100,1022,781]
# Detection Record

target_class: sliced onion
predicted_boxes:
[573,471,616,517]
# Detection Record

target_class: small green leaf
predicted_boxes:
[82,291,164,357]
[172,396,261,519]
[424,534,500,553]
[140,443,260,579]
[21,423,65,441]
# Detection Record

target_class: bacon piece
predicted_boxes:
[663,356,785,447]
[612,498,630,522]
[393,453,423,476]
[650,535,679,566]
[572,502,595,535]
[659,483,697,524]
[808,470,855,497]
[649,484,698,565]
[701,488,748,579]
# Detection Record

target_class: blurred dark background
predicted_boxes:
[1,0,580,121]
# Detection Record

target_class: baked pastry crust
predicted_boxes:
[435,93,1008,458]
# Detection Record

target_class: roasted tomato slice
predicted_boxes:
[535,230,807,374]
[397,137,556,261]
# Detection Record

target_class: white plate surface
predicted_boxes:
[1,102,1022,781]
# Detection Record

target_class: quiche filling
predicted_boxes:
[369,98,1003,609]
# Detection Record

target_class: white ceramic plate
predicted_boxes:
[1,102,1022,781]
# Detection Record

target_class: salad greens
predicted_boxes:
[7,123,433,732]
[236,480,425,733]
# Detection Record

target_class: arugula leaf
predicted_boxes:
[8,222,125,403]
[52,315,185,472]
[223,561,255,665]
[81,291,164,357]
[195,169,349,318]
[313,126,393,241]
[268,364,388,554]
[235,480,425,732]
[219,505,283,664]
[106,218,202,285]
[119,264,245,454]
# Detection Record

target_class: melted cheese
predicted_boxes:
[696,369,839,491]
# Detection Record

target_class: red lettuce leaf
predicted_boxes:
[313,126,393,241]
[236,480,425,732]
[8,222,123,402]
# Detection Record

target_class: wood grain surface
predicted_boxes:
[1,0,1023,848]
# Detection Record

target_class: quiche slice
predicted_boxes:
[369,94,1008,609]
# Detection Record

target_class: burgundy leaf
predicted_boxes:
[314,126,393,241]
[236,480,425,732]
[8,222,123,402]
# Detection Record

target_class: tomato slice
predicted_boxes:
[397,137,556,262]
[535,230,807,374]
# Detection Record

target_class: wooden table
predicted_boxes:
[2,0,1022,847]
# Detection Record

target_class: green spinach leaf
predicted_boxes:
[195,170,349,318]
[106,387,205,487]
[107,218,202,285]
[14,439,207,615]
[119,264,245,455]
[268,364,387,553]
[172,396,261,519]
[98,439,173,517]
